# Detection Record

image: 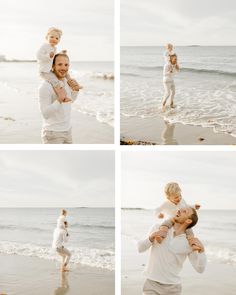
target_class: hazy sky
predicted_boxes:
[121,0,236,46]
[0,0,113,61]
[0,151,114,207]
[122,151,236,210]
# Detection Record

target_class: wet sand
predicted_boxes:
[121,115,236,145]
[0,254,114,295]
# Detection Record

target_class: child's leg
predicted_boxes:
[40,72,63,88]
[40,72,71,103]
[155,218,175,243]
[186,228,201,251]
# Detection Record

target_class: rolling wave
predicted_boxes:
[129,65,236,77]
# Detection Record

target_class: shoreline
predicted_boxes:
[121,115,236,145]
[0,81,113,144]
[0,254,114,295]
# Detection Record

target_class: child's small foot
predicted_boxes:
[155,235,163,243]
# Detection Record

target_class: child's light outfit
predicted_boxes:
[57,215,66,228]
[37,43,62,88]
[155,199,194,236]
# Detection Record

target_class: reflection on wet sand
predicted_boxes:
[161,121,178,145]
[53,272,70,295]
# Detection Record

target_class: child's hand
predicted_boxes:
[158,213,164,219]
[50,52,54,58]
[195,204,201,210]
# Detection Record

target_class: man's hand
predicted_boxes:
[158,213,164,219]
[67,79,83,91]
[188,237,205,253]
[50,52,54,58]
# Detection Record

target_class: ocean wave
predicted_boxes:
[0,241,114,271]
[70,223,115,229]
[135,65,236,77]
[70,69,114,80]
[206,245,236,265]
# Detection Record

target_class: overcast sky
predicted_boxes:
[122,151,236,210]
[0,0,113,61]
[0,151,114,207]
[121,0,236,46]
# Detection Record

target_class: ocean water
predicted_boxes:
[0,61,114,126]
[122,209,236,266]
[121,46,236,137]
[0,208,114,270]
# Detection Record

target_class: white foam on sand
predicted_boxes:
[0,241,114,271]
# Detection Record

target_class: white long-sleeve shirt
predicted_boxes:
[37,43,57,73]
[138,223,207,284]
[163,62,178,82]
[154,198,188,219]
[39,79,78,132]
[52,227,69,249]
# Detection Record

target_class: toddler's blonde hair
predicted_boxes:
[165,182,181,198]
[46,27,63,39]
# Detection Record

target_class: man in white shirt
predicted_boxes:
[39,53,81,144]
[52,221,71,272]
[138,207,206,295]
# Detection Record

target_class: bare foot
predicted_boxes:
[61,267,70,272]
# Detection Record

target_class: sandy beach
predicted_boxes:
[0,254,114,295]
[121,235,236,295]
[121,115,236,145]
[0,79,113,144]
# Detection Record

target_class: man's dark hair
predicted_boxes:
[186,208,198,229]
[52,53,70,66]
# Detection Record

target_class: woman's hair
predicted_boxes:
[46,27,63,38]
[52,52,70,66]
[165,182,182,197]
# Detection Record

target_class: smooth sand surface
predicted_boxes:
[122,236,236,295]
[0,82,113,144]
[121,115,236,145]
[0,254,114,295]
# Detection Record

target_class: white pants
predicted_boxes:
[56,246,71,267]
[143,279,182,295]
[42,128,72,144]
[162,81,175,106]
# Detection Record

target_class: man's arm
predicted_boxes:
[39,84,62,119]
[188,238,207,273]
[137,223,161,253]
